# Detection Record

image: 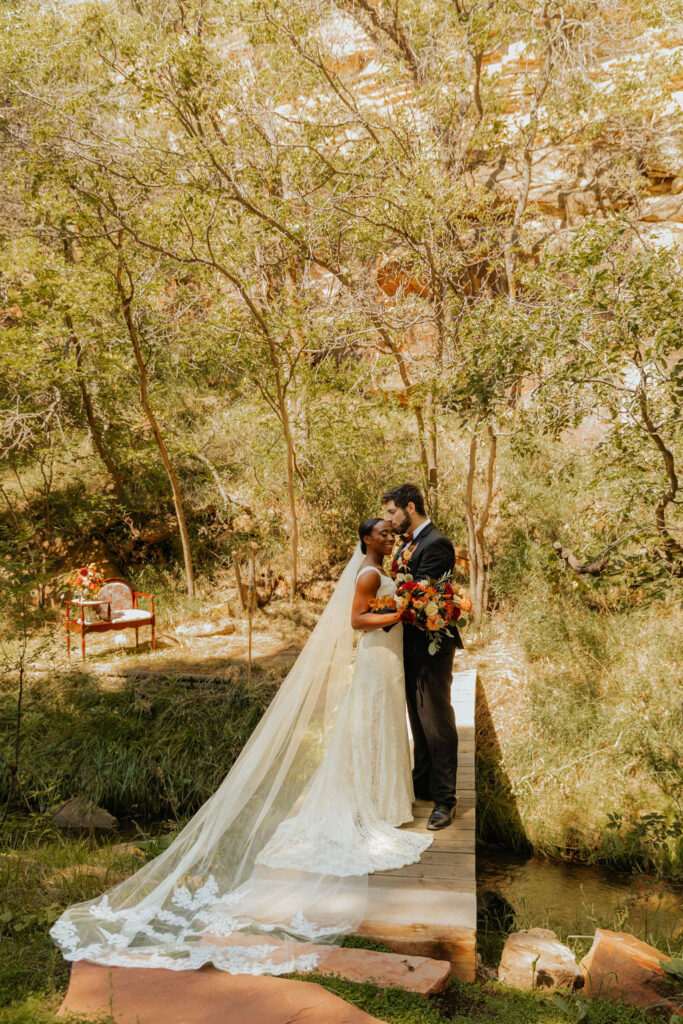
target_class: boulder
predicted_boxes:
[176,617,235,639]
[640,194,683,222]
[59,961,388,1023]
[580,929,682,1016]
[51,796,117,831]
[498,928,583,992]
[643,133,683,178]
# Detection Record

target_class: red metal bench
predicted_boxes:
[65,578,156,659]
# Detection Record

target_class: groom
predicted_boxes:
[383,483,463,831]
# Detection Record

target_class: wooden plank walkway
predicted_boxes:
[359,668,477,981]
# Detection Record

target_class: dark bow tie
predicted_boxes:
[401,532,414,543]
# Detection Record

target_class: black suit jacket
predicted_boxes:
[398,521,463,651]
[398,521,455,581]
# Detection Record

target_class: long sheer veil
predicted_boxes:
[51,545,368,974]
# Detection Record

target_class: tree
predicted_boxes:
[533,221,683,582]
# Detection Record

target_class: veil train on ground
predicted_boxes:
[50,544,424,976]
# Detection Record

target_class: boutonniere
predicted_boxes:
[391,542,416,581]
[402,543,416,563]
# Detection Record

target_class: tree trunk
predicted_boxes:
[426,388,438,514]
[463,421,497,626]
[265,334,300,596]
[382,333,434,501]
[67,314,124,499]
[114,249,196,598]
[189,451,230,508]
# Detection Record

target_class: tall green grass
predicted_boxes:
[0,667,282,820]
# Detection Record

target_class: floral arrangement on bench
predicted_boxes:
[61,563,105,602]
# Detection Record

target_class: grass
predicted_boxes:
[474,584,683,880]
[0,1000,115,1024]
[0,666,284,819]
[0,820,148,1009]
[292,973,659,1024]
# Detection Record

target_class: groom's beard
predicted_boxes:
[395,510,411,536]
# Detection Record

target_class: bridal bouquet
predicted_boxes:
[369,576,469,654]
[62,563,105,602]
[395,577,467,654]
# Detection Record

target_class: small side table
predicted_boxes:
[65,600,111,660]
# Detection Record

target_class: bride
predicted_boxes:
[51,518,432,976]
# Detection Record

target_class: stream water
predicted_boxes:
[117,821,682,947]
[477,848,682,946]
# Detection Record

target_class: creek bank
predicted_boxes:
[477,848,683,947]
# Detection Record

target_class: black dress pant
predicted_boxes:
[404,625,459,807]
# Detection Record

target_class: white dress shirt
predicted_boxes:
[411,518,431,540]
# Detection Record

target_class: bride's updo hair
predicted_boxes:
[358,517,383,554]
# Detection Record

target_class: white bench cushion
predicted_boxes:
[111,609,153,625]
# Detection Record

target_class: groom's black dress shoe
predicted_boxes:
[426,802,456,830]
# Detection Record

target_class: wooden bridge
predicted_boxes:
[360,668,477,981]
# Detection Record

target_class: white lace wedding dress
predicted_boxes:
[257,566,432,875]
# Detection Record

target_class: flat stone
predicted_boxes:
[201,931,451,995]
[580,929,682,1016]
[51,796,117,831]
[322,946,450,993]
[176,617,235,638]
[58,961,388,1023]
[498,928,583,992]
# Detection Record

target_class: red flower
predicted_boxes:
[401,580,418,592]
[392,560,399,573]
[401,609,416,625]
[444,582,454,597]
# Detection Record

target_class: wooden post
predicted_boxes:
[232,551,247,611]
[247,544,257,695]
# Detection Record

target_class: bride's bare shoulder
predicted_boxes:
[354,565,382,592]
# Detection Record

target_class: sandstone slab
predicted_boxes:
[309,945,451,994]
[201,931,451,995]
[58,961,388,1023]
[176,617,235,638]
[580,929,682,1016]
[640,194,683,222]
[498,928,583,992]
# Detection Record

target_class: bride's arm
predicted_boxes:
[351,571,402,631]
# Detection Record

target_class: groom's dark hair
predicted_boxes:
[382,483,426,516]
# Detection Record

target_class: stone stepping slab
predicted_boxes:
[200,930,452,995]
[59,961,387,1023]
